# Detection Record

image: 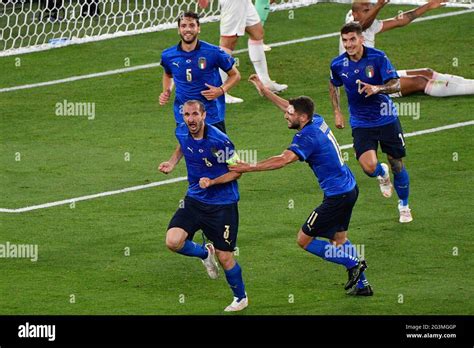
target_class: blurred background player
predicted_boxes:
[255,0,276,51]
[159,11,240,133]
[230,75,373,296]
[159,100,248,311]
[198,0,288,104]
[330,23,412,223]
[340,0,474,97]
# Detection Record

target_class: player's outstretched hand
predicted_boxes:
[228,161,253,173]
[197,0,209,9]
[199,177,213,189]
[357,80,380,98]
[334,111,345,129]
[428,0,447,9]
[159,89,171,105]
[248,74,265,96]
[158,161,174,174]
[201,83,224,100]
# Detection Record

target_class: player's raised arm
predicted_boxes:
[159,72,174,105]
[357,0,388,30]
[229,150,299,173]
[158,144,183,174]
[329,81,345,129]
[248,74,289,112]
[380,0,447,32]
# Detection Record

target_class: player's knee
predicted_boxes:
[215,250,235,269]
[361,161,377,176]
[332,232,347,247]
[296,231,311,249]
[165,230,184,252]
[422,68,434,78]
[388,157,403,174]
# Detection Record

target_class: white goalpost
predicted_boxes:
[0,0,472,57]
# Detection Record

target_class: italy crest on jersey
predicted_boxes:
[198,57,206,70]
[365,65,374,78]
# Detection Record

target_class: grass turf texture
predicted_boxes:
[0,4,473,314]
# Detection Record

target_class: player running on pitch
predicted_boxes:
[159,100,248,311]
[230,74,373,296]
[330,22,412,223]
[339,0,474,98]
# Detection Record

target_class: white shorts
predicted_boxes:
[219,0,261,37]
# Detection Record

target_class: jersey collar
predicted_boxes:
[177,39,201,52]
[187,123,209,140]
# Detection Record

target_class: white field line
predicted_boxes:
[1,120,472,214]
[0,9,472,94]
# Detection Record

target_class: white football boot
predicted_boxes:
[201,243,219,279]
[224,93,244,104]
[377,163,393,198]
[265,80,288,94]
[224,294,248,312]
[398,202,413,223]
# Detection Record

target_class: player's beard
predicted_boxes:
[288,120,300,129]
[180,31,198,45]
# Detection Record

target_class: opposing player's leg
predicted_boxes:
[353,127,392,197]
[201,202,247,311]
[397,74,474,98]
[166,198,218,278]
[402,68,474,85]
[254,0,272,51]
[296,186,369,292]
[245,3,287,94]
[218,0,246,103]
[380,119,413,223]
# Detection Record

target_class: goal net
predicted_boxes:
[1,0,472,57]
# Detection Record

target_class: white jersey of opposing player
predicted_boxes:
[338,10,383,55]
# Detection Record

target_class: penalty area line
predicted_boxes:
[1,120,473,214]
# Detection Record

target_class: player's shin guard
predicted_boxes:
[425,79,474,97]
[368,162,386,177]
[343,240,369,289]
[224,263,246,300]
[394,166,410,206]
[248,39,272,85]
[177,240,208,259]
[305,239,358,269]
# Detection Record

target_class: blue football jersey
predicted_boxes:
[161,40,234,124]
[287,115,356,197]
[176,123,240,205]
[330,46,399,129]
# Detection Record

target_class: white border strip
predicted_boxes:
[1,9,472,94]
[1,120,472,213]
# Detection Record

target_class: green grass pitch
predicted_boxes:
[0,4,473,315]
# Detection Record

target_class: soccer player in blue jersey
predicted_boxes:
[159,100,248,311]
[230,75,373,296]
[159,11,241,133]
[329,22,412,223]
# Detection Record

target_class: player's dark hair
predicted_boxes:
[178,11,200,26]
[340,22,363,36]
[184,100,206,113]
[288,96,314,119]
